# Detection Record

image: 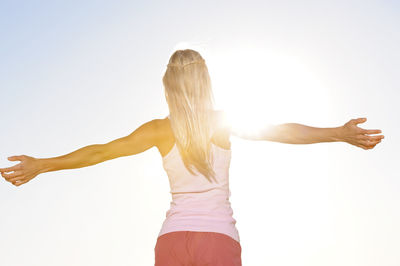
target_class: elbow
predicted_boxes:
[92,144,108,164]
[266,124,295,143]
[271,123,305,144]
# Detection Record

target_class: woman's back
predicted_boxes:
[156,110,241,243]
[156,110,231,157]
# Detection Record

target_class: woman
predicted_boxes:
[0,49,384,265]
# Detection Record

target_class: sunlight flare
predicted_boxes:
[207,44,329,134]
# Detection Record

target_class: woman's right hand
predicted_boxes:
[340,118,384,150]
[0,155,42,186]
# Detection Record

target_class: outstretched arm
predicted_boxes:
[235,123,343,143]
[0,119,163,186]
[225,112,384,149]
[260,118,384,148]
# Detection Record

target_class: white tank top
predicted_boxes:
[157,115,240,243]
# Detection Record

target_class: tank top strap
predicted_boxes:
[209,120,216,137]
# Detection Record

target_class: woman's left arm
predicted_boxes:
[1,119,163,186]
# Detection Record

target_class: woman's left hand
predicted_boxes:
[0,155,42,187]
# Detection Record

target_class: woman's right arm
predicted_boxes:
[257,119,384,150]
[222,111,384,150]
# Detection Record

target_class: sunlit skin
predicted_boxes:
[0,113,384,187]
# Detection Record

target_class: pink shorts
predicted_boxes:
[154,231,242,266]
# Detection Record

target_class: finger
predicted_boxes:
[361,129,382,135]
[360,140,380,146]
[14,179,28,187]
[8,174,24,182]
[8,155,25,162]
[367,135,385,141]
[368,140,382,148]
[358,135,384,141]
[9,177,24,183]
[352,141,369,150]
[12,180,21,186]
[353,118,367,125]
[0,165,20,173]
[369,142,380,149]
[1,171,22,179]
[362,143,376,149]
[355,144,369,150]
[357,135,369,140]
[0,164,22,173]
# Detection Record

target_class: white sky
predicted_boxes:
[0,1,399,265]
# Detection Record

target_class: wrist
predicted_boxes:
[333,126,344,142]
[37,158,53,174]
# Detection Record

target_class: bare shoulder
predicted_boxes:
[101,117,170,160]
[212,109,231,130]
[214,109,228,126]
[157,115,171,129]
[133,117,172,145]
[154,116,174,142]
[141,117,166,134]
[153,116,168,128]
[211,110,232,148]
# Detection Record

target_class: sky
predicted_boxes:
[0,0,399,265]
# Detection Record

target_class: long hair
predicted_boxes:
[162,49,217,183]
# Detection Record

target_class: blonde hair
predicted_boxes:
[163,49,217,183]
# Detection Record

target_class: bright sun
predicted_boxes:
[204,44,331,135]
